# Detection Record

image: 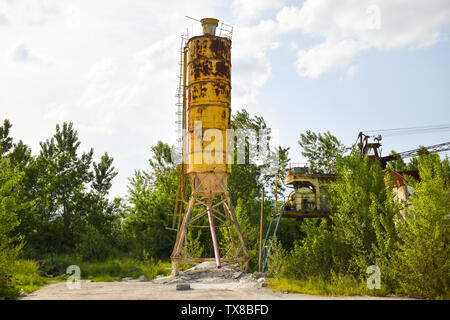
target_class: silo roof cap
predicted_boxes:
[200,18,219,25]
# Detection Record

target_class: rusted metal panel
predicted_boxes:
[187,36,231,61]
[188,105,230,130]
[188,81,230,106]
[188,58,231,83]
[187,35,231,176]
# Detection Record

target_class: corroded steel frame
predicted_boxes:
[171,174,250,276]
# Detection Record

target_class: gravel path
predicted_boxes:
[19,262,411,300]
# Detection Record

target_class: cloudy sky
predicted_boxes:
[1,0,450,198]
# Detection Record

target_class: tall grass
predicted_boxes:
[40,255,173,282]
[267,275,387,297]
[12,260,48,295]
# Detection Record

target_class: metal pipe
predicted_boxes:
[275,173,278,215]
[263,213,283,272]
[258,187,264,272]
[262,215,274,255]
[207,204,221,269]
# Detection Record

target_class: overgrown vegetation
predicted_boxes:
[0,111,291,297]
[38,255,172,282]
[1,115,448,299]
[268,134,449,299]
[389,154,450,298]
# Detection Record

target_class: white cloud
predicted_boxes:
[0,0,61,25]
[276,0,450,77]
[295,39,364,78]
[0,12,8,25]
[232,0,286,23]
[346,64,358,78]
[44,34,180,138]
[9,42,49,64]
[231,20,279,106]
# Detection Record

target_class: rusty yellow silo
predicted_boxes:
[171,18,250,275]
[186,18,232,198]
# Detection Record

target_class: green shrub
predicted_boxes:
[39,255,172,281]
[389,154,450,299]
[12,260,47,295]
[0,157,25,298]
[282,219,350,280]
[268,274,369,296]
[75,225,117,261]
[267,238,288,278]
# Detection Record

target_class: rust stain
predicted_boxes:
[210,39,229,59]
[212,82,229,97]
[214,61,229,78]
[200,85,207,97]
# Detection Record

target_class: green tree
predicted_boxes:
[386,151,408,172]
[125,142,177,258]
[390,154,450,298]
[76,153,123,261]
[0,119,13,156]
[327,151,400,280]
[229,110,290,204]
[30,122,93,256]
[228,110,291,262]
[0,151,25,297]
[283,219,350,279]
[92,152,117,200]
[298,130,347,173]
[0,121,38,257]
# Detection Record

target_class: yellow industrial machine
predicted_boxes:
[282,166,334,219]
[171,18,250,275]
[261,167,334,271]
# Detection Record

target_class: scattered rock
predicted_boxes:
[47,263,65,276]
[121,277,132,282]
[19,288,28,297]
[151,261,269,290]
[253,272,271,279]
[38,270,47,277]
[176,283,191,291]
[138,275,147,281]
[259,282,268,288]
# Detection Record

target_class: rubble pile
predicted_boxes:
[152,261,270,288]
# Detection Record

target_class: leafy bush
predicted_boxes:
[327,151,399,279]
[39,255,171,281]
[268,274,368,296]
[75,225,117,261]
[267,238,288,278]
[284,219,350,280]
[389,154,450,298]
[0,157,24,298]
[11,260,47,295]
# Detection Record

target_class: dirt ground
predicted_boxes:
[20,262,410,300]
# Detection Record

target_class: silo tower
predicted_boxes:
[171,18,250,275]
